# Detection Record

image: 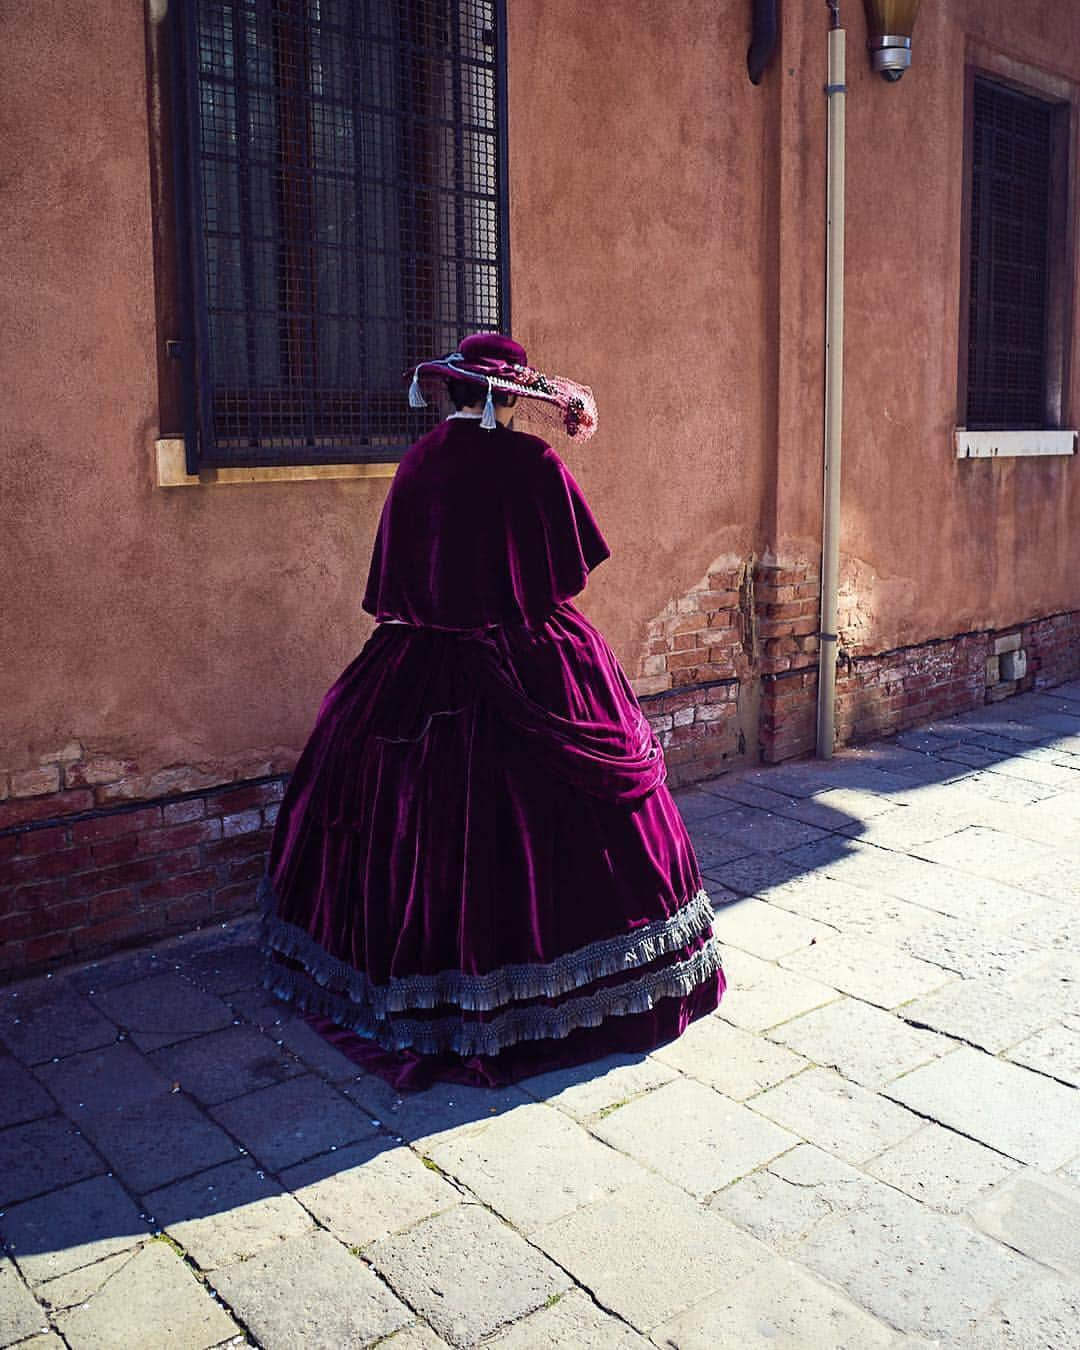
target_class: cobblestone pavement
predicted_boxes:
[2,684,1080,1349]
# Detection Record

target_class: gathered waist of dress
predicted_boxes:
[376,616,507,635]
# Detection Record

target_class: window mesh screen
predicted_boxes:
[180,0,506,464]
[966,78,1054,429]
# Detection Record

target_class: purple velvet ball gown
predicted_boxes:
[260,415,724,1089]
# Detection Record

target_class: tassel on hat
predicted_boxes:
[480,378,497,431]
[408,371,427,408]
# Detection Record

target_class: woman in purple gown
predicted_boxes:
[260,333,725,1090]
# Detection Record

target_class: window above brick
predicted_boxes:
[169,0,509,470]
[959,71,1072,439]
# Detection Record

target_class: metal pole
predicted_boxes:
[817,14,846,758]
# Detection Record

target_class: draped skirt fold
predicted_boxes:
[261,601,724,1089]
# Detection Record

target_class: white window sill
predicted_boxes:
[155,438,397,487]
[955,429,1077,459]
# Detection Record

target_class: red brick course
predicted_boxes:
[0,778,285,981]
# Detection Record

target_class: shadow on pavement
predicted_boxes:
[0,680,1077,1319]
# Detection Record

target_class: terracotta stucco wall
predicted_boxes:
[815,1,1080,653]
[1,1,385,786]
[1,0,769,785]
[2,0,1079,791]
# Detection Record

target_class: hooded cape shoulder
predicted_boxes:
[362,419,610,629]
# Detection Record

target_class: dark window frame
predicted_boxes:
[958,64,1074,432]
[151,0,510,473]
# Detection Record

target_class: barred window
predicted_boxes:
[172,0,508,467]
[963,77,1064,430]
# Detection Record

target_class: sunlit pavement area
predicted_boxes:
[2,683,1080,1350]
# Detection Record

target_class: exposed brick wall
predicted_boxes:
[0,779,283,980]
[632,563,752,697]
[1026,611,1080,689]
[754,563,821,676]
[635,559,1079,775]
[641,681,742,788]
[760,611,1080,762]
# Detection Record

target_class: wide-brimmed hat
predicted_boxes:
[406,332,598,441]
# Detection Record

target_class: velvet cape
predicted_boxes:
[260,416,724,1089]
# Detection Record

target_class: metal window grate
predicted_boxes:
[174,0,507,466]
[965,78,1054,430]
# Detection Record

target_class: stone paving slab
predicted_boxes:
[378,1327,450,1350]
[519,1053,677,1120]
[793,1172,1035,1341]
[864,1121,1020,1213]
[899,919,1051,983]
[56,1239,238,1350]
[212,1229,413,1348]
[708,895,835,959]
[149,1025,306,1105]
[0,1058,54,1131]
[696,805,831,855]
[948,1273,1080,1349]
[701,850,802,897]
[766,873,939,942]
[1005,1021,1080,1086]
[66,947,187,997]
[0,1116,102,1208]
[835,806,968,852]
[749,1067,924,1164]
[275,1015,363,1082]
[342,1078,533,1149]
[649,1255,901,1349]
[210,1074,378,1172]
[367,1204,571,1347]
[778,933,953,1009]
[281,1139,461,1249]
[1008,899,1080,951]
[181,945,267,996]
[89,974,235,1053]
[532,1179,771,1334]
[915,825,1059,880]
[1004,950,1080,1021]
[35,1250,135,1314]
[5,1332,64,1350]
[483,1288,648,1348]
[146,1158,314,1270]
[425,1101,643,1232]
[0,984,117,1065]
[709,1143,889,1253]
[0,1255,48,1348]
[1,1175,146,1285]
[969,1169,1080,1278]
[35,1040,169,1114]
[899,977,1058,1054]
[651,1014,807,1100]
[80,1092,238,1193]
[1013,861,1080,907]
[767,996,952,1089]
[589,1077,799,1199]
[713,947,840,1032]
[885,1047,1080,1168]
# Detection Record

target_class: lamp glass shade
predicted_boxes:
[863,0,922,39]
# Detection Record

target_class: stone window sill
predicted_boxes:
[155,438,397,487]
[955,429,1077,459]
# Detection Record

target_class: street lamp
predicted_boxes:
[863,0,922,81]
